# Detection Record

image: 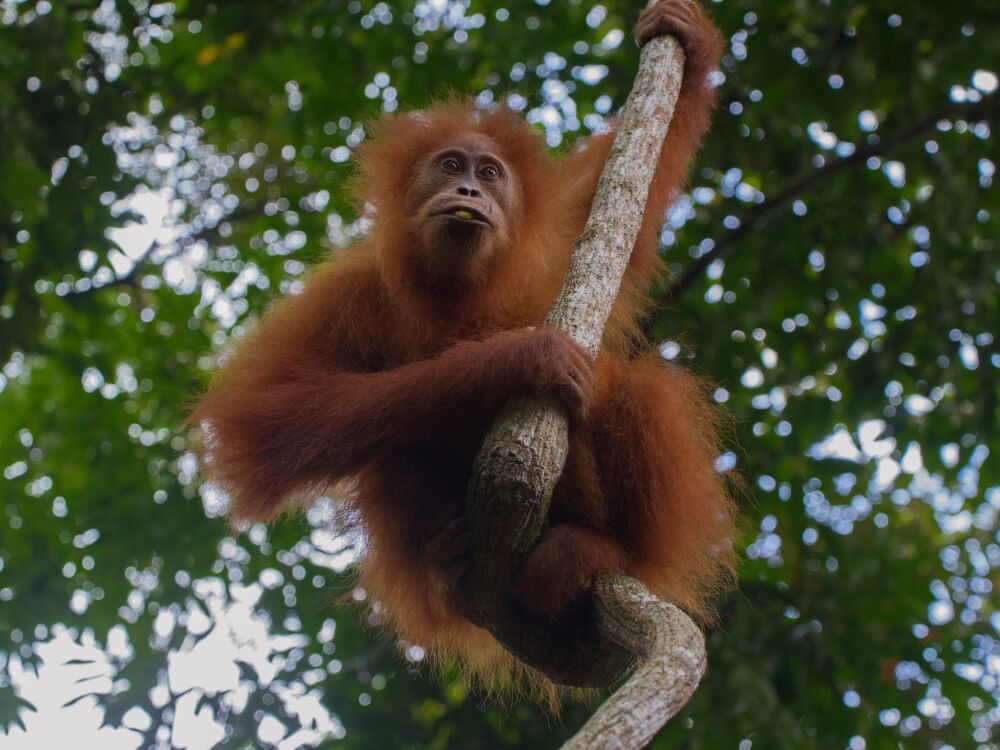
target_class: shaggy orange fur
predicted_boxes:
[190,0,735,694]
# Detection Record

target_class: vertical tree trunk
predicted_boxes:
[462,18,709,747]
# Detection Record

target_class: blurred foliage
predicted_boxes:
[0,0,998,748]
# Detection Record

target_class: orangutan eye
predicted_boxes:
[442,158,461,173]
[479,164,500,180]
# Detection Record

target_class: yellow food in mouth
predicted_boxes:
[453,210,474,220]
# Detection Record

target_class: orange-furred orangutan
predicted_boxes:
[191,0,736,687]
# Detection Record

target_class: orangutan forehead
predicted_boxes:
[431,132,504,158]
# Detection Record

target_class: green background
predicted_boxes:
[0,1,997,748]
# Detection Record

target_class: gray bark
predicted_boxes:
[463,26,708,750]
[561,576,707,749]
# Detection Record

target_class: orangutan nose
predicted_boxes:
[455,182,481,198]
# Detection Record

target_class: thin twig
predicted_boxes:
[655,94,996,310]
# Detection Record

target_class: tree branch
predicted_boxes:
[561,576,706,749]
[654,93,996,311]
[461,13,708,746]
